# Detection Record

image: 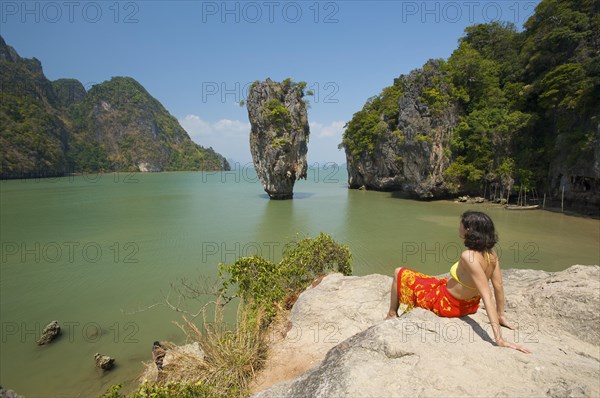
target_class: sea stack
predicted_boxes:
[247,78,310,199]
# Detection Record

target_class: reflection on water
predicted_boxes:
[0,170,598,396]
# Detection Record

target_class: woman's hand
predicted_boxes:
[496,338,532,354]
[499,315,515,330]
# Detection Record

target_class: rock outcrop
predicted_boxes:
[252,265,600,397]
[94,353,115,370]
[140,342,205,382]
[78,76,229,172]
[0,386,25,398]
[340,0,599,211]
[548,122,600,216]
[52,78,86,108]
[37,320,61,345]
[0,35,229,178]
[0,36,68,178]
[344,60,458,198]
[247,79,309,199]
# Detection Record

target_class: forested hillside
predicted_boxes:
[341,0,599,210]
[0,36,229,178]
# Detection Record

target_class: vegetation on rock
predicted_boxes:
[0,36,229,178]
[100,232,352,398]
[219,232,352,320]
[246,78,310,199]
[341,0,599,205]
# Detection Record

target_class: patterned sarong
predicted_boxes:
[397,268,480,317]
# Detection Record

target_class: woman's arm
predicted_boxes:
[461,252,531,353]
[490,256,514,329]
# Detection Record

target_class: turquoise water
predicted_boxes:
[1,169,599,397]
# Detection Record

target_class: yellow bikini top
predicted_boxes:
[450,251,491,290]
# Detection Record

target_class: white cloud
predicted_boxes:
[213,119,249,133]
[180,114,251,162]
[181,115,213,136]
[308,121,347,164]
[310,121,346,138]
[181,115,250,138]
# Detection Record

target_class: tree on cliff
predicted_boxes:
[340,0,599,210]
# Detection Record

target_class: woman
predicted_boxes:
[385,211,531,353]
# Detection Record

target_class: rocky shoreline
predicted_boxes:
[252,265,600,397]
[5,266,596,397]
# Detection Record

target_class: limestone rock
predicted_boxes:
[138,162,161,172]
[548,123,600,216]
[0,35,230,178]
[247,79,309,199]
[164,341,204,365]
[52,78,86,108]
[140,342,205,382]
[501,265,600,345]
[345,59,458,198]
[37,320,60,345]
[0,386,25,398]
[252,265,600,398]
[94,353,115,370]
[84,77,230,173]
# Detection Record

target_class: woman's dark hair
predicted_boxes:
[460,211,498,251]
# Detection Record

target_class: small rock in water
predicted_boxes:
[152,341,167,370]
[0,386,25,398]
[94,353,115,370]
[37,320,61,345]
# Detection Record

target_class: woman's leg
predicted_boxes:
[385,267,403,319]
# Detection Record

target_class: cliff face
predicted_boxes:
[247,79,309,199]
[548,123,600,214]
[345,60,458,198]
[341,0,599,211]
[52,79,86,109]
[73,77,229,172]
[252,265,600,397]
[0,36,69,177]
[0,35,229,177]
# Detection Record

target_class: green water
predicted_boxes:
[1,170,599,397]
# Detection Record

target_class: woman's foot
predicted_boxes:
[384,310,398,320]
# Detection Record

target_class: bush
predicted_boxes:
[101,300,268,398]
[219,232,352,318]
[102,232,352,398]
[279,232,352,293]
[219,256,285,319]
[99,381,214,398]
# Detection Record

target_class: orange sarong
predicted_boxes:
[397,268,480,318]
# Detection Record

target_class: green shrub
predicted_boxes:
[99,381,215,398]
[262,99,292,131]
[219,256,285,319]
[279,232,352,293]
[102,233,352,398]
[219,233,352,317]
[270,137,289,148]
[414,134,433,144]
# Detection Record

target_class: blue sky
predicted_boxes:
[1,0,540,164]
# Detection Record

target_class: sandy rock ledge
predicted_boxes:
[252,265,600,398]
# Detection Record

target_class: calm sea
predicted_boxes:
[1,167,599,396]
